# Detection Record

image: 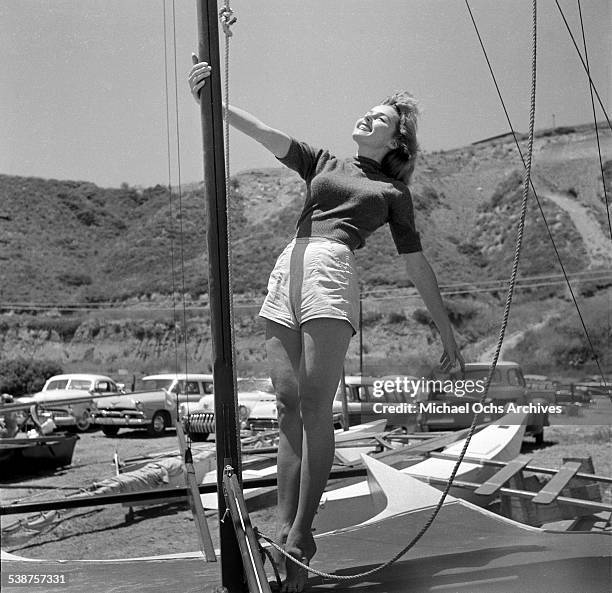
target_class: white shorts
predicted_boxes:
[259,238,359,334]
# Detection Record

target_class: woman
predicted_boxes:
[189,58,463,593]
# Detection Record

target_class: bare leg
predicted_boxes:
[283,318,353,593]
[265,321,302,564]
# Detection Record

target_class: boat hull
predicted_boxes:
[0,435,78,475]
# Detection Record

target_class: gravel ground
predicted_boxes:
[1,398,610,561]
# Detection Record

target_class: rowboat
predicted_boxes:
[0,434,79,475]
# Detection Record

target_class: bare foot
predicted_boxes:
[272,524,291,577]
[281,532,316,593]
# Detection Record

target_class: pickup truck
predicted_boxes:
[92,373,213,437]
[419,362,550,443]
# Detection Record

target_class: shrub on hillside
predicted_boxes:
[487,170,523,210]
[57,272,92,286]
[25,316,83,340]
[413,308,432,326]
[0,358,63,396]
[445,298,479,326]
[386,311,407,324]
[76,209,97,226]
[362,311,384,326]
[412,299,477,329]
[505,293,611,373]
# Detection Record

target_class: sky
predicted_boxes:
[1,0,610,188]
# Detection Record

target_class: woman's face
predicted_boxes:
[352,105,399,152]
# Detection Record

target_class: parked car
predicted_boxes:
[420,362,549,444]
[554,382,594,406]
[180,377,277,440]
[23,374,122,432]
[92,373,213,437]
[336,375,423,432]
[240,375,420,434]
[575,376,612,399]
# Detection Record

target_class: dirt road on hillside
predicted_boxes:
[542,191,611,266]
[479,315,552,363]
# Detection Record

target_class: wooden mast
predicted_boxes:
[195,0,243,588]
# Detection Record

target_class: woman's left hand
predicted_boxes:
[439,334,465,373]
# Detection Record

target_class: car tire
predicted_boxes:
[147,411,168,437]
[75,409,93,432]
[102,426,120,437]
[190,432,209,442]
[416,420,429,433]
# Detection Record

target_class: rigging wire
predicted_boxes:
[170,0,191,383]
[465,0,607,384]
[553,0,612,133]
[161,0,182,383]
[170,0,194,434]
[576,0,611,242]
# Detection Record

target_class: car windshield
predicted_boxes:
[67,379,93,390]
[142,379,175,391]
[45,379,69,390]
[237,378,275,393]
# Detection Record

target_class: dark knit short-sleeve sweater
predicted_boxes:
[277,138,422,254]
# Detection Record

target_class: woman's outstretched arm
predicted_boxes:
[189,55,291,158]
[403,251,465,372]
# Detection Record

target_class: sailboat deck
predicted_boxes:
[3,501,610,593]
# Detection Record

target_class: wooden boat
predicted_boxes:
[0,434,79,475]
[2,454,609,593]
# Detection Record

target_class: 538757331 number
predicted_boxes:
[4,574,67,586]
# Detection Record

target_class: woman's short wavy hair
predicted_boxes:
[381,91,420,185]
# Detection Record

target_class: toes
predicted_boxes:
[282,548,309,593]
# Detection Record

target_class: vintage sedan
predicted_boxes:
[180,377,276,440]
[25,373,122,432]
[241,375,419,434]
[93,373,213,437]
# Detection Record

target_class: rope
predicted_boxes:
[255,531,283,590]
[219,1,239,423]
[255,0,540,582]
[220,0,237,353]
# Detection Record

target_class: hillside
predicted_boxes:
[0,123,610,380]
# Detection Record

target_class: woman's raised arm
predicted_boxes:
[403,251,465,372]
[189,55,291,158]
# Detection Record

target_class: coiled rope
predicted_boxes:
[254,0,540,582]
